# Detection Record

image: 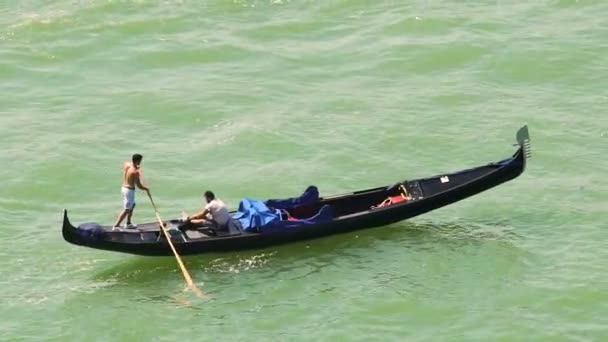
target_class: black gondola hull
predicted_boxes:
[62,126,530,256]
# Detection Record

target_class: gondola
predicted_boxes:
[62,125,531,256]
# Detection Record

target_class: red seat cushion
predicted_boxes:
[388,195,406,204]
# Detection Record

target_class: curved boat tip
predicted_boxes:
[516,125,532,160]
[62,209,76,230]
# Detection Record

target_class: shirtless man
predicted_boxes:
[182,191,230,230]
[113,153,149,229]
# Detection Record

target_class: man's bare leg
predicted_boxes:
[126,204,136,226]
[114,209,129,228]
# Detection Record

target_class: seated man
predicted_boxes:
[182,191,231,230]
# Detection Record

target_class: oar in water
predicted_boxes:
[146,190,204,298]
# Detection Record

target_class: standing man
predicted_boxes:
[113,153,149,229]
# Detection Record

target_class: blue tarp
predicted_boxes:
[259,204,334,233]
[264,185,319,210]
[232,198,281,232]
[77,223,106,239]
[232,186,334,232]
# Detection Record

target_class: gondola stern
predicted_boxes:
[62,209,79,243]
[63,209,76,229]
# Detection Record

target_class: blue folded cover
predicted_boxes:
[77,223,106,238]
[232,186,334,232]
[232,198,281,232]
[264,185,319,210]
[260,204,334,233]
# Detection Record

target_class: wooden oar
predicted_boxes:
[146,190,204,298]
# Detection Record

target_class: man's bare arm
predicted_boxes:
[135,173,149,191]
[188,209,209,220]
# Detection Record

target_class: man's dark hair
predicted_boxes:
[132,154,143,164]
[204,191,215,200]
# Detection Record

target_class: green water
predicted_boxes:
[2,1,607,340]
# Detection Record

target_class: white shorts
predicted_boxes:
[122,187,135,210]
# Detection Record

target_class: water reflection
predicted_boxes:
[59,218,529,314]
[91,218,523,288]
